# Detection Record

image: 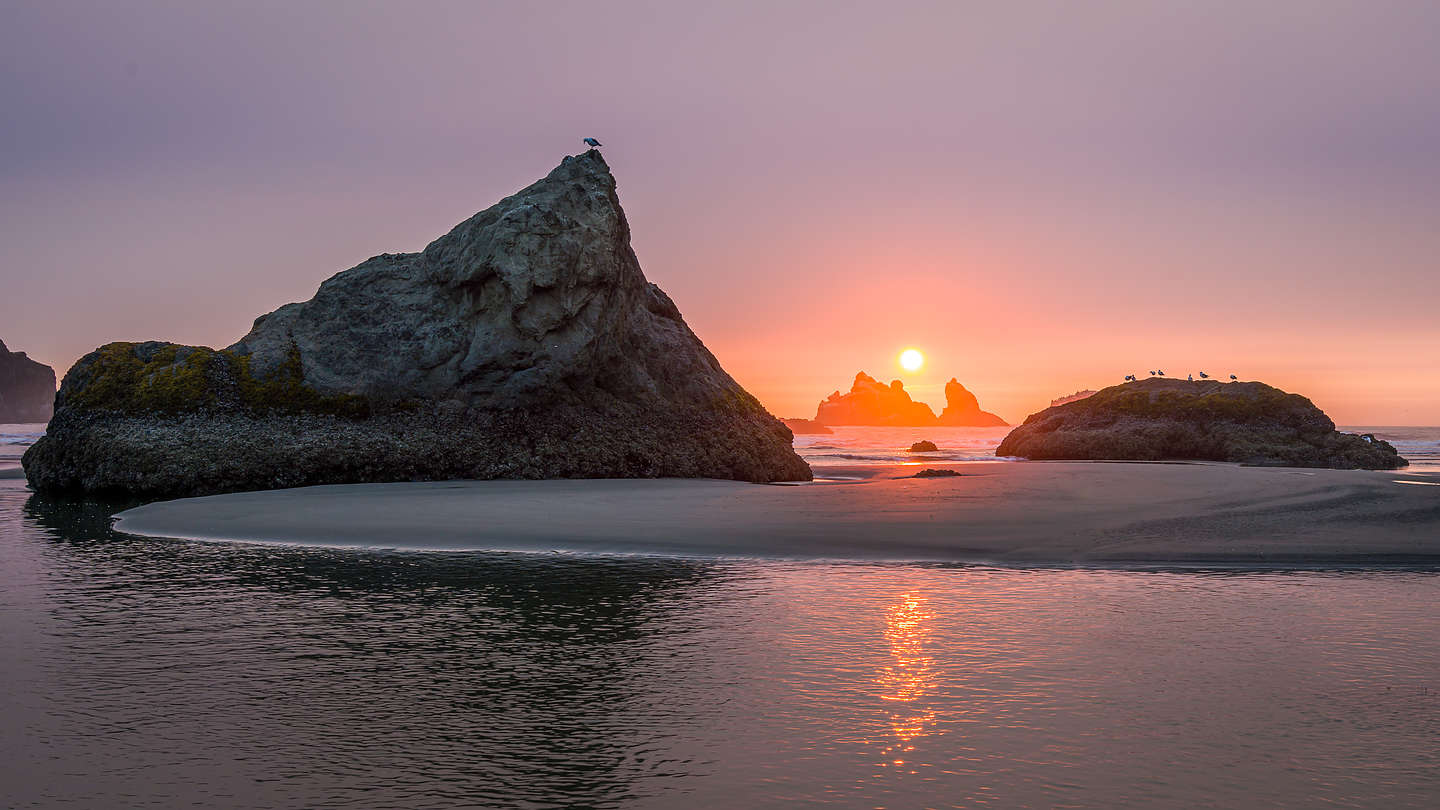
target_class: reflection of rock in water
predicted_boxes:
[875,593,937,768]
[18,491,728,808]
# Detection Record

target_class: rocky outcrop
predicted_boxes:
[781,418,832,435]
[908,440,938,452]
[936,378,1008,426]
[1050,390,1096,407]
[814,372,937,426]
[996,378,1407,469]
[0,339,55,423]
[24,151,811,496]
[813,372,1006,427]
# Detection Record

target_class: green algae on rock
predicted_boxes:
[995,378,1407,470]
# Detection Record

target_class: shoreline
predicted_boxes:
[112,462,1440,566]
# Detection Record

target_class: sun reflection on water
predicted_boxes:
[874,592,937,769]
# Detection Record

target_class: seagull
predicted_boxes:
[583,137,603,148]
[1187,374,1194,381]
[1230,374,1238,381]
[1124,374,1136,382]
[1199,371,1209,379]
[1149,370,1157,376]
[1158,369,1165,376]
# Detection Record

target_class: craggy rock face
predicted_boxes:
[995,378,1407,470]
[0,338,56,423]
[24,152,811,496]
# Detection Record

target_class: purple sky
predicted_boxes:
[3,1,1438,423]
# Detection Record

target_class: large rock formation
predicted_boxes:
[936,378,1008,426]
[24,151,811,496]
[0,339,56,423]
[996,378,1406,469]
[813,372,1006,427]
[814,372,937,426]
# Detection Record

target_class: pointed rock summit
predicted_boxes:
[25,151,811,496]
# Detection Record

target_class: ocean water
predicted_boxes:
[794,425,1440,473]
[2,485,1438,809]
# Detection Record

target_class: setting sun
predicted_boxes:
[899,349,924,372]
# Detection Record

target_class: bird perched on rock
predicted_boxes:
[1188,374,1194,381]
[1200,371,1209,379]
[583,137,602,148]
[1158,369,1165,376]
[1124,374,1136,382]
[1230,374,1238,381]
[1149,371,1156,376]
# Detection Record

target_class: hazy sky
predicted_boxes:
[3,1,1438,424]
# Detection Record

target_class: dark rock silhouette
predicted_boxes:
[936,378,1008,426]
[996,378,1407,469]
[24,151,811,496]
[781,418,832,435]
[0,339,56,423]
[908,440,939,452]
[913,468,961,478]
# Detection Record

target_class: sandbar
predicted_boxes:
[112,462,1440,565]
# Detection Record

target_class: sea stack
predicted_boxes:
[24,151,812,496]
[0,339,56,423]
[996,377,1406,469]
[936,378,1008,427]
[813,372,1006,427]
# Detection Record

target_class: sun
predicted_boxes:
[899,349,924,372]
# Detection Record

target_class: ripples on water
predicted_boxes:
[3,482,1440,809]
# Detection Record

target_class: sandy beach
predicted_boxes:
[114,462,1440,565]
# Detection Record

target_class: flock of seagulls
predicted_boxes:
[1125,371,1239,382]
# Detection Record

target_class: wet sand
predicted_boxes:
[112,462,1440,565]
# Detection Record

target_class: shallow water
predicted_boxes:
[3,480,1438,809]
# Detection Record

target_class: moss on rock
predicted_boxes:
[63,341,368,418]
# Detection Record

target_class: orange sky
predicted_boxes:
[2,3,1438,425]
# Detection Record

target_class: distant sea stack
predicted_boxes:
[813,372,1006,427]
[781,418,832,435]
[0,339,56,423]
[996,378,1406,470]
[936,378,1008,427]
[24,151,811,496]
